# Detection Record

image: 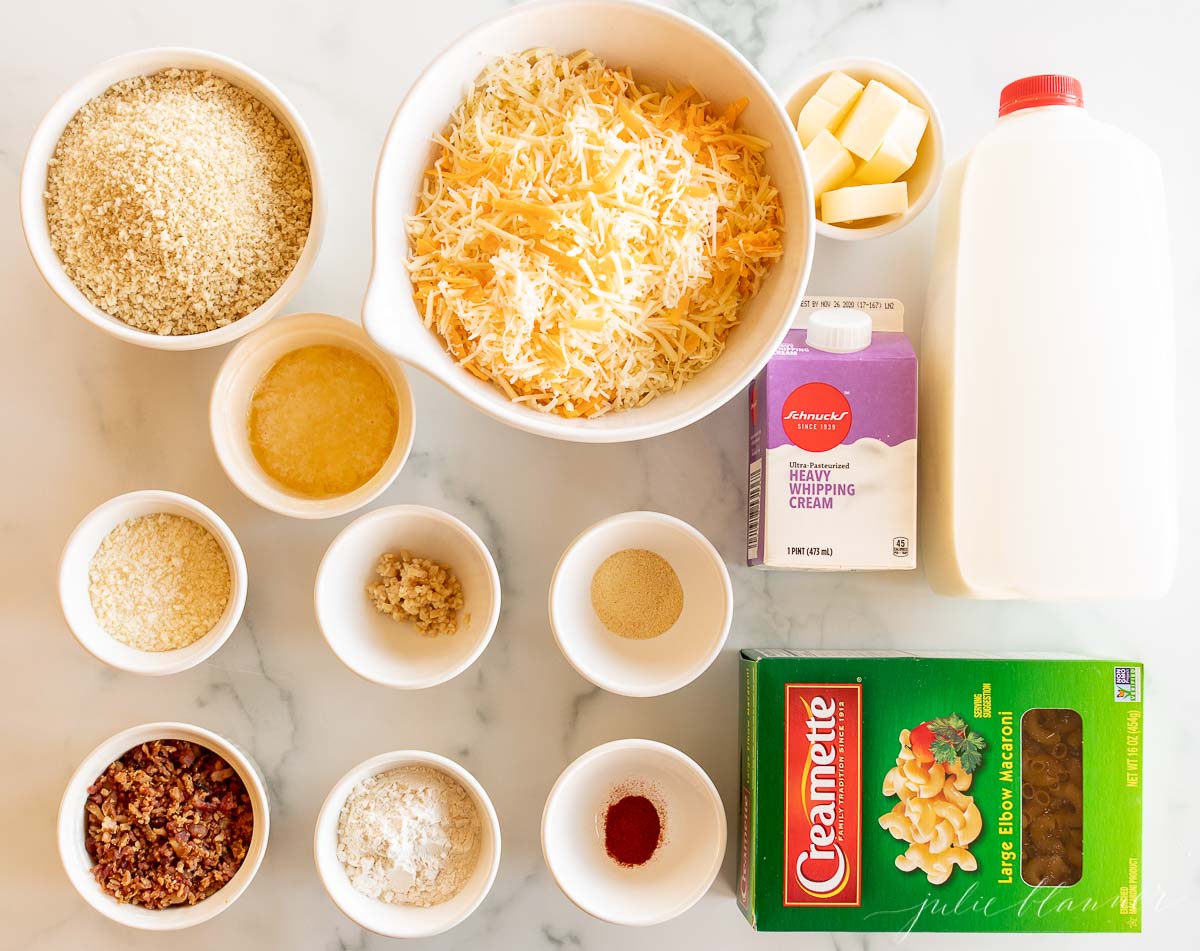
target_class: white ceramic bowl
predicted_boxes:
[541,739,725,926]
[58,721,270,930]
[58,490,248,675]
[210,313,415,519]
[314,750,502,937]
[548,511,732,697]
[19,47,325,350]
[315,505,501,689]
[784,57,944,241]
[363,0,814,443]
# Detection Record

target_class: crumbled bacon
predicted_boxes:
[84,739,254,908]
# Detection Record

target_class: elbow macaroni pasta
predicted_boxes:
[1021,709,1084,887]
[878,729,982,885]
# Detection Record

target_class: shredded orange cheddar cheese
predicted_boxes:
[406,48,783,418]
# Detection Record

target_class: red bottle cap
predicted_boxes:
[998,75,1084,117]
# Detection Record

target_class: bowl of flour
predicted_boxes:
[314,750,501,937]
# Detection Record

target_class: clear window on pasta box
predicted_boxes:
[1021,708,1083,887]
[737,652,1144,933]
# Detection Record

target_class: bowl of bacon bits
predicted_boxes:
[57,722,269,930]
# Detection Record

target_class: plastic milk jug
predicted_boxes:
[921,75,1177,598]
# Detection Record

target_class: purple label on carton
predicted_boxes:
[765,330,916,450]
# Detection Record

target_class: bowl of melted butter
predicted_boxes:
[211,313,415,519]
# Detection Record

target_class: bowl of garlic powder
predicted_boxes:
[549,511,733,697]
[314,750,501,937]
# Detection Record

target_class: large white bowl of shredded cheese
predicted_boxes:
[364,0,813,442]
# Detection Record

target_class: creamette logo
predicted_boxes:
[784,683,862,907]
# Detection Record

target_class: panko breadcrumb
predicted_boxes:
[89,513,231,651]
[45,68,312,335]
[367,551,464,637]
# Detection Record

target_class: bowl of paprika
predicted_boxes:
[540,738,726,926]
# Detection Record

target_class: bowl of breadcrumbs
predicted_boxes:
[20,47,324,350]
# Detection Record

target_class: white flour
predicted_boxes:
[336,765,482,906]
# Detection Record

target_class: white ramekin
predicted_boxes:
[19,46,326,350]
[315,505,501,689]
[541,738,726,926]
[210,313,416,519]
[363,0,814,443]
[314,750,502,938]
[58,490,248,675]
[58,721,270,930]
[784,57,944,241]
[548,511,732,697]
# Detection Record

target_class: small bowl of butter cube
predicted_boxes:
[787,57,944,240]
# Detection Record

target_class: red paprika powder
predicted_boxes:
[604,793,663,866]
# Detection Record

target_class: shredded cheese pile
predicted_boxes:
[407,49,784,418]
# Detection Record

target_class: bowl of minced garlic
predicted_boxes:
[58,490,248,675]
[549,511,732,697]
[315,505,501,690]
[210,313,415,519]
[21,48,325,350]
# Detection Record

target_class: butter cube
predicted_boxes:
[795,71,864,147]
[804,130,856,199]
[820,181,908,224]
[835,80,908,160]
[850,140,915,185]
[796,96,841,148]
[850,102,928,185]
[890,102,930,152]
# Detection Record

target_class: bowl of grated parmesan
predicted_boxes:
[363,0,814,442]
[58,489,248,676]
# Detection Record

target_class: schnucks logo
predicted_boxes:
[781,383,853,452]
[784,683,862,907]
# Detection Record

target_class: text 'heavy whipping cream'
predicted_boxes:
[748,300,916,570]
[921,75,1177,599]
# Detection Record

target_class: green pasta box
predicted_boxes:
[737,651,1144,933]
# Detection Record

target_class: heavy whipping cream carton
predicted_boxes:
[747,298,915,570]
[737,651,1145,933]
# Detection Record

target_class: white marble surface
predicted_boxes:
[2,1,1197,948]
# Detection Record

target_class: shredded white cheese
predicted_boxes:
[406,49,784,418]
